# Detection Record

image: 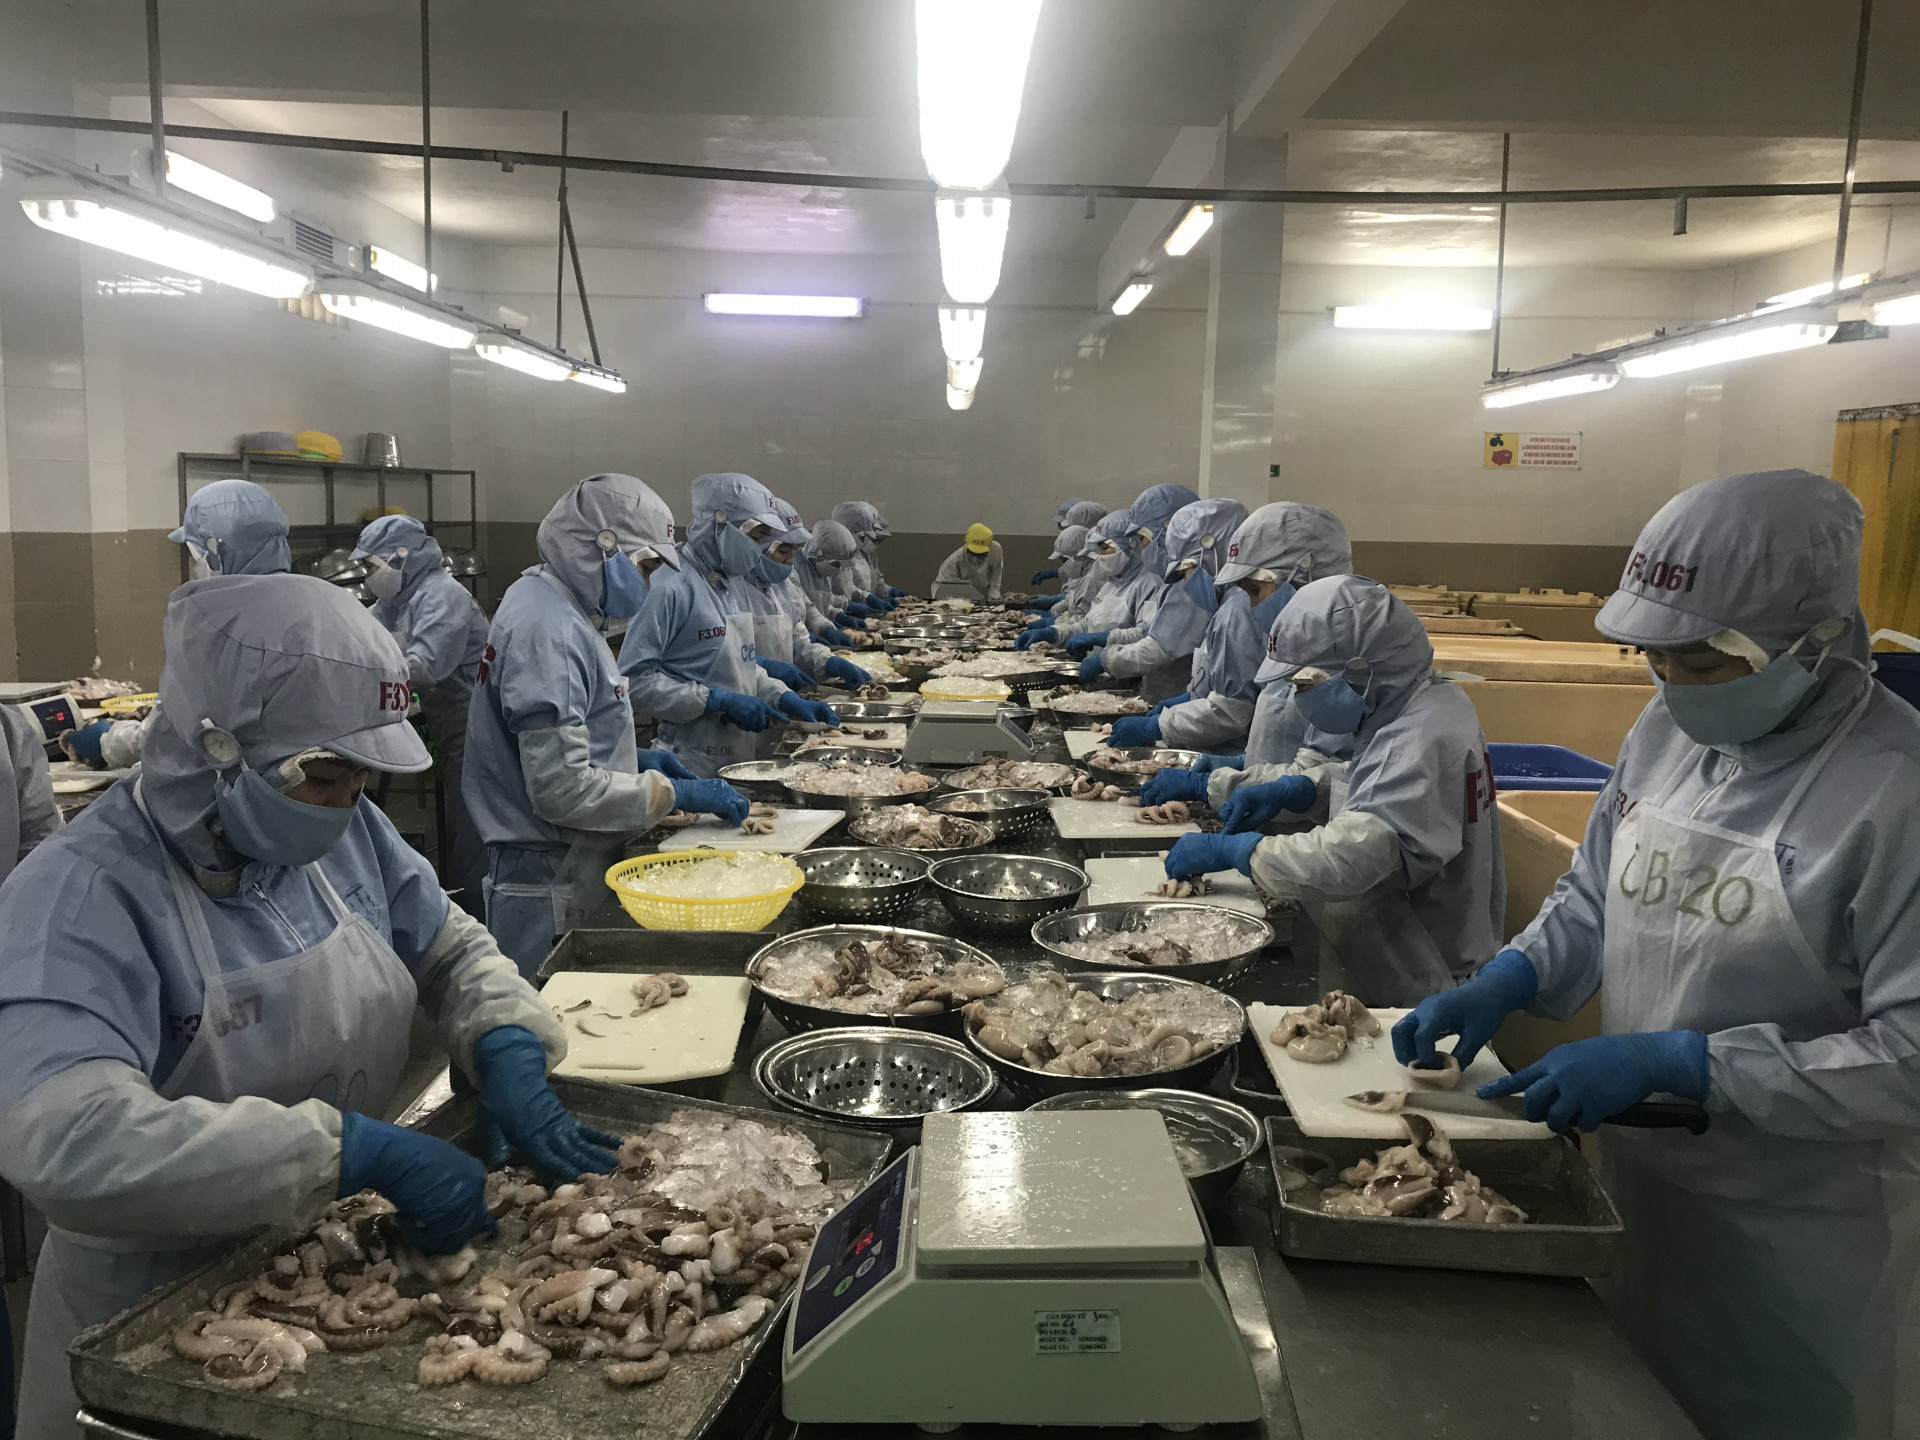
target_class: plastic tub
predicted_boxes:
[604,851,803,931]
[1488,742,1612,792]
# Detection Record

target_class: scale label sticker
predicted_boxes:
[1034,1309,1121,1354]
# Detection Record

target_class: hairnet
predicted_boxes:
[1050,524,1092,561]
[1091,509,1141,555]
[805,519,858,566]
[1127,484,1201,542]
[1062,500,1108,529]
[1215,503,1354,587]
[169,480,292,576]
[1160,499,1248,580]
[831,501,884,540]
[536,474,680,614]
[688,472,786,572]
[1052,498,1086,526]
[350,513,443,588]
[1258,575,1434,732]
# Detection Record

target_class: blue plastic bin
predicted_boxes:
[1489,742,1613,792]
[1874,653,1920,713]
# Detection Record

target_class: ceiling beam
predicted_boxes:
[1231,0,1408,138]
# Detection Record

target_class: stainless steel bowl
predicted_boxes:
[888,625,969,641]
[826,700,921,723]
[1084,746,1204,793]
[847,807,992,854]
[792,846,929,922]
[961,972,1247,1100]
[1030,902,1275,986]
[928,853,1089,932]
[753,1028,998,1128]
[926,787,1052,843]
[789,745,898,767]
[1025,1089,1264,1207]
[1032,688,1151,721]
[748,924,1006,1033]
[782,765,940,817]
[718,759,809,803]
[942,760,1078,794]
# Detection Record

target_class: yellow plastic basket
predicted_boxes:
[604,851,804,931]
[917,680,1012,703]
[99,691,158,715]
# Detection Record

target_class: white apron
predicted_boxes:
[1596,695,1919,1439]
[17,786,417,1440]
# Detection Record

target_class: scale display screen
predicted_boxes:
[791,1150,911,1355]
[24,695,76,742]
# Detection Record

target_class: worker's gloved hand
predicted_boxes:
[61,718,115,767]
[634,749,697,781]
[1479,1031,1710,1134]
[472,1025,622,1182]
[1164,830,1262,879]
[1106,713,1161,748]
[1191,752,1243,775]
[1391,948,1540,1071]
[757,657,812,690]
[888,587,908,599]
[1077,653,1106,682]
[823,656,870,688]
[1218,776,1318,834]
[338,1111,496,1254]
[1140,768,1209,807]
[865,592,895,612]
[671,777,750,826]
[1023,596,1062,613]
[838,603,874,622]
[1015,627,1058,651]
[779,692,842,727]
[820,626,856,648]
[706,687,780,732]
[1145,693,1189,719]
[1030,567,1060,585]
[1064,631,1109,659]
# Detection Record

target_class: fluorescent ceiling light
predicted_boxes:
[1163,204,1214,256]
[163,151,274,222]
[1482,363,1621,409]
[475,335,574,381]
[571,362,628,393]
[946,383,976,411]
[915,0,1043,190]
[1111,281,1152,317]
[934,191,1012,305]
[368,246,435,293]
[1617,318,1837,378]
[947,356,983,390]
[316,280,476,348]
[1333,303,1491,331]
[703,293,864,318]
[1870,290,1920,326]
[1763,273,1869,309]
[21,188,311,300]
[938,304,987,363]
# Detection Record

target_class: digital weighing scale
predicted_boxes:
[782,1110,1262,1431]
[901,700,1035,766]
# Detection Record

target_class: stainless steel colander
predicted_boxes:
[792,846,929,920]
[752,1027,997,1126]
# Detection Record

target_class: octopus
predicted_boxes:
[1270,990,1382,1062]
[850,804,989,850]
[788,763,935,798]
[1319,1113,1528,1225]
[740,803,780,836]
[964,970,1231,1079]
[1152,877,1213,899]
[1134,801,1191,826]
[849,682,892,700]
[1042,687,1151,717]
[804,932,1005,1014]
[954,758,1077,790]
[1088,747,1185,777]
[631,973,688,1014]
[1070,776,1126,802]
[1407,1052,1463,1089]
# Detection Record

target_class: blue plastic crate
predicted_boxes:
[1488,742,1612,792]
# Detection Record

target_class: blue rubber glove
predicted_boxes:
[635,749,697,781]
[1023,596,1062,613]
[1479,1031,1710,1133]
[472,1026,622,1181]
[841,603,875,621]
[757,656,812,690]
[1140,768,1210,807]
[1106,713,1162,748]
[888,587,908,599]
[338,1111,496,1253]
[1391,948,1541,1071]
[1164,830,1262,879]
[866,592,894,612]
[671,776,751,825]
[823,655,871,688]
[1030,567,1060,585]
[1191,752,1244,775]
[1145,693,1190,719]
[821,626,856,648]
[1218,776,1318,834]
[63,718,114,766]
[1077,653,1106,682]
[1015,627,1058,651]
[706,687,779,731]
[779,692,842,727]
[1064,631,1110,659]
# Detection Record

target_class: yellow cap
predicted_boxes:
[965,523,993,553]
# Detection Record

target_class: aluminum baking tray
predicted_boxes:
[1263,1115,1622,1278]
[71,1081,891,1440]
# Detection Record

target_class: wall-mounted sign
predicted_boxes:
[1484,431,1582,469]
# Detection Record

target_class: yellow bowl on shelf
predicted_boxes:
[604,851,804,931]
[99,692,158,715]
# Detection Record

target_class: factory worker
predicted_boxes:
[1032,501,1109,586]
[1064,483,1199,663]
[1015,522,1104,648]
[1051,498,1087,529]
[1395,470,1920,1440]
[1095,498,1244,704]
[1056,510,1161,662]
[746,499,869,713]
[466,475,747,975]
[1140,504,1354,796]
[830,501,903,610]
[1165,576,1504,1005]
[794,519,865,648]
[931,524,1004,603]
[351,514,488,916]
[0,707,60,883]
[623,473,840,779]
[0,576,610,1440]
[171,478,292,579]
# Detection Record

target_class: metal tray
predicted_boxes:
[1263,1114,1623,1278]
[71,1081,892,1440]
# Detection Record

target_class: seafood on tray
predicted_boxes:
[849,804,989,850]
[554,973,688,1036]
[1320,1113,1528,1225]
[1134,801,1191,825]
[784,763,934,797]
[932,652,1057,679]
[964,970,1240,1077]
[1269,990,1383,1063]
[1040,687,1151,716]
[1152,877,1213,899]
[1043,907,1257,969]
[1087,746,1186,776]
[951,758,1077,790]
[848,682,893,700]
[756,930,1007,1015]
[740,802,780,835]
[1070,776,1127,802]
[168,1111,848,1394]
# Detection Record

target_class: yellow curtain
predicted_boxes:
[1833,403,1920,644]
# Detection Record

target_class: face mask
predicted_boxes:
[715,522,763,577]
[1181,563,1222,617]
[1059,556,1089,580]
[214,766,357,866]
[364,558,404,600]
[755,552,794,585]
[187,543,214,581]
[1091,549,1129,583]
[1250,582,1294,632]
[601,551,650,618]
[1654,630,1832,746]
[1292,672,1368,735]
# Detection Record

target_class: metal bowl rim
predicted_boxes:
[927,852,1090,899]
[1028,900,1275,963]
[960,969,1248,1081]
[793,845,931,885]
[1023,1087,1264,1177]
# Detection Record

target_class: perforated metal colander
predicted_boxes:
[752,1028,997,1126]
[792,846,929,920]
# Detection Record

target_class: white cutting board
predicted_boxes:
[1248,1003,1549,1141]
[543,972,753,1084]
[655,807,844,853]
[796,723,908,751]
[1047,796,1199,841]
[1083,855,1269,916]
[1064,729,1112,759]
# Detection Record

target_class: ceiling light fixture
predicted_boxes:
[21,185,311,300]
[934,191,1012,305]
[1481,361,1621,408]
[571,362,628,393]
[1762,273,1870,309]
[368,245,436,293]
[475,335,574,381]
[1616,306,1838,378]
[1163,204,1214,256]
[316,279,476,348]
[938,304,987,363]
[914,0,1043,191]
[163,151,275,222]
[703,293,864,318]
[945,383,977,411]
[947,356,983,390]
[1111,281,1152,317]
[1333,302,1492,331]
[1870,290,1920,326]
